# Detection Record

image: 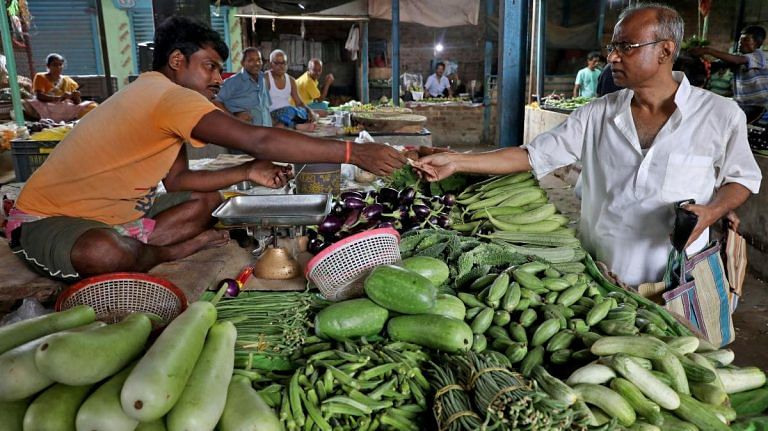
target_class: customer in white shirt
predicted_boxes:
[414,4,761,286]
[424,62,452,98]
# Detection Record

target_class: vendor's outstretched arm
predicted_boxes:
[683,182,752,246]
[191,109,406,176]
[414,147,532,182]
[688,47,748,65]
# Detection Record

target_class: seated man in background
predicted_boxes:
[7,17,405,281]
[295,58,334,107]
[266,49,315,130]
[24,53,98,122]
[424,62,452,98]
[214,47,271,127]
[690,25,768,123]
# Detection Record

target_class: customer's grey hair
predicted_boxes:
[308,58,322,68]
[269,49,287,63]
[618,3,684,60]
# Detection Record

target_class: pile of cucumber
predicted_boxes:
[315,261,474,354]
[0,301,280,431]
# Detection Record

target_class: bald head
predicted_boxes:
[308,58,323,80]
[617,3,683,60]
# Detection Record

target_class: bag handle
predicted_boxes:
[663,248,689,286]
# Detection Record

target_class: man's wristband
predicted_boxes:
[344,140,352,164]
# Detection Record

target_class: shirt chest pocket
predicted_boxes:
[661,153,716,203]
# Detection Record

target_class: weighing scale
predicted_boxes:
[211,193,333,291]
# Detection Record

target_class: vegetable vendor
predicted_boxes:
[6,17,406,281]
[213,47,272,127]
[689,25,768,124]
[295,58,334,107]
[24,53,98,122]
[415,4,761,286]
[425,62,452,98]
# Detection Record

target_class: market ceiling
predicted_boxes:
[213,0,355,14]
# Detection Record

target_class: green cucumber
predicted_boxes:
[0,398,30,431]
[519,308,537,327]
[468,273,498,291]
[486,273,510,303]
[513,269,546,290]
[471,308,494,335]
[76,364,138,431]
[387,315,473,353]
[586,299,612,326]
[121,301,217,422]
[520,346,545,376]
[501,282,521,311]
[458,292,485,308]
[23,383,94,431]
[492,310,511,326]
[428,294,466,321]
[364,265,437,314]
[0,322,104,402]
[401,256,450,286]
[508,323,528,343]
[0,305,95,355]
[546,330,575,352]
[531,318,561,347]
[472,334,487,353]
[315,298,388,341]
[167,321,237,431]
[35,313,152,385]
[219,375,281,431]
[556,282,588,307]
[550,349,573,364]
[505,342,528,363]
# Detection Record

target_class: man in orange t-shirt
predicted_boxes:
[8,17,405,281]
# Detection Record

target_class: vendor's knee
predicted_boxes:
[70,229,141,275]
[191,191,223,212]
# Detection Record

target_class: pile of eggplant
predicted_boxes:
[308,187,456,255]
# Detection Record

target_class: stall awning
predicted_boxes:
[368,0,480,27]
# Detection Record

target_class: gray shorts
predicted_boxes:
[9,192,191,281]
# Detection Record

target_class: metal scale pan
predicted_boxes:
[212,194,333,227]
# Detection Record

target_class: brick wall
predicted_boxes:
[368,18,487,91]
[405,102,497,148]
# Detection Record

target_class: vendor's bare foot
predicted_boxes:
[197,229,230,249]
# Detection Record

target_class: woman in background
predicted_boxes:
[24,53,97,122]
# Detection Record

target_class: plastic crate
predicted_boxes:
[11,139,58,182]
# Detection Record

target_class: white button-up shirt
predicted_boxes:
[525,72,762,285]
[424,74,450,97]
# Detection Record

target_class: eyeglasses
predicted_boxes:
[272,61,287,65]
[606,40,664,55]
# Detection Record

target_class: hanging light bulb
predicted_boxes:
[435,43,444,53]
[298,2,306,10]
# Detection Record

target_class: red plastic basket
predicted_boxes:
[306,228,401,301]
[55,273,187,326]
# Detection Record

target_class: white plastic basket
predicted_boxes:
[55,272,187,326]
[306,228,401,301]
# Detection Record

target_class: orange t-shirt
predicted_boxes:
[16,72,217,225]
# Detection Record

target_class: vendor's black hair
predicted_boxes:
[46,53,64,66]
[587,51,601,60]
[436,62,446,69]
[152,16,229,71]
[742,26,766,46]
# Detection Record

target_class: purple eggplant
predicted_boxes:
[318,214,343,235]
[343,209,361,228]
[343,196,366,210]
[428,216,439,226]
[411,204,431,221]
[442,193,456,207]
[340,191,363,201]
[399,187,416,205]
[308,238,326,254]
[307,228,318,240]
[377,187,399,205]
[377,221,396,229]
[362,203,383,221]
[437,214,452,228]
